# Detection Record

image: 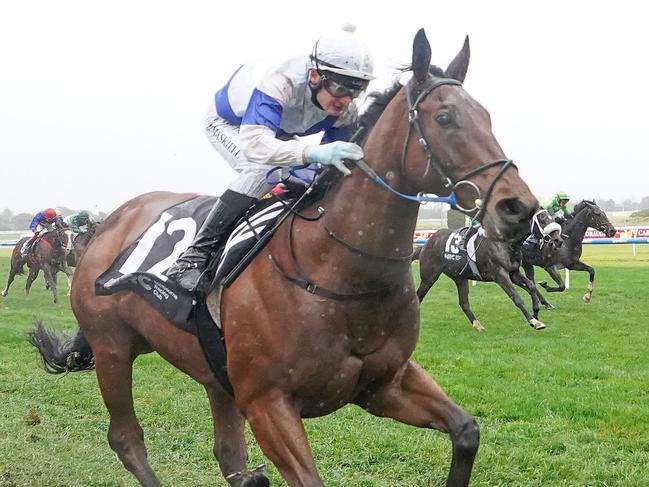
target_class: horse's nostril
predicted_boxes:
[496,197,533,221]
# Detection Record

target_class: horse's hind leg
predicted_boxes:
[453,278,484,331]
[1,266,19,297]
[539,266,565,293]
[92,336,162,487]
[358,360,479,487]
[523,263,553,309]
[417,265,442,302]
[205,384,269,487]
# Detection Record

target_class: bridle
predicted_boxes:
[355,76,516,222]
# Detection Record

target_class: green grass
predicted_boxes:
[1,245,649,486]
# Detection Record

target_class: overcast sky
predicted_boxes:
[1,0,647,215]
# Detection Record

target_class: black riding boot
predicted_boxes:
[165,190,256,291]
[21,236,37,258]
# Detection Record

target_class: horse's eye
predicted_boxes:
[435,112,452,126]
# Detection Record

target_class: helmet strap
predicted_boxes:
[308,69,324,110]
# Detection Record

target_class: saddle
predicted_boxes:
[94,178,327,395]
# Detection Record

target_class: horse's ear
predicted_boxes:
[412,28,432,82]
[445,35,470,83]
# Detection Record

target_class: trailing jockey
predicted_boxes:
[64,209,94,235]
[20,208,62,258]
[544,191,571,223]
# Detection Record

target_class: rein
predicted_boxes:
[269,213,397,300]
[358,76,517,221]
[321,212,414,262]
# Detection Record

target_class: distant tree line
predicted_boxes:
[2,195,648,231]
[590,196,649,212]
[425,195,649,217]
[0,207,108,231]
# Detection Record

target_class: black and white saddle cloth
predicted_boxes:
[95,194,290,329]
[442,226,486,280]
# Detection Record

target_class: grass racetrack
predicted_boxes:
[1,245,648,486]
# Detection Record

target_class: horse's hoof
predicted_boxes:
[583,294,592,304]
[544,303,555,310]
[227,465,269,487]
[472,320,485,332]
[530,319,546,330]
[241,474,270,487]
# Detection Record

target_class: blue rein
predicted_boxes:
[354,159,458,205]
[265,160,459,206]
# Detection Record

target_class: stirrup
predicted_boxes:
[175,267,208,292]
[164,261,198,278]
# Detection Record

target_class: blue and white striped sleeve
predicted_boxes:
[239,88,307,166]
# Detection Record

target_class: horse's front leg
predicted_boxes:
[494,270,545,330]
[357,360,479,487]
[25,267,39,296]
[243,392,324,487]
[67,272,74,297]
[510,270,541,320]
[570,260,595,303]
[43,266,58,304]
[204,384,269,487]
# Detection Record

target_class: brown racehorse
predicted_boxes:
[28,30,538,487]
[2,225,72,304]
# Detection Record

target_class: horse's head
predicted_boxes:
[573,200,616,237]
[393,29,538,242]
[40,225,69,251]
[531,209,563,249]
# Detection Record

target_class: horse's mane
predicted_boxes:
[355,65,446,145]
[308,65,447,201]
[572,199,597,215]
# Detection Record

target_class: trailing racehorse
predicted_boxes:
[66,221,99,268]
[28,30,538,487]
[522,199,615,303]
[2,225,72,304]
[414,210,562,331]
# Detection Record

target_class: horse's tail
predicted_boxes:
[26,320,95,374]
[411,245,423,262]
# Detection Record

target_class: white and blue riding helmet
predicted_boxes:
[310,23,375,92]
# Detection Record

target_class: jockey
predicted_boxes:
[21,208,60,257]
[165,23,375,291]
[544,191,571,222]
[64,209,94,234]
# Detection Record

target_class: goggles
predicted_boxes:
[320,72,368,99]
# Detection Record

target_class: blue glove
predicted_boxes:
[303,141,364,176]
